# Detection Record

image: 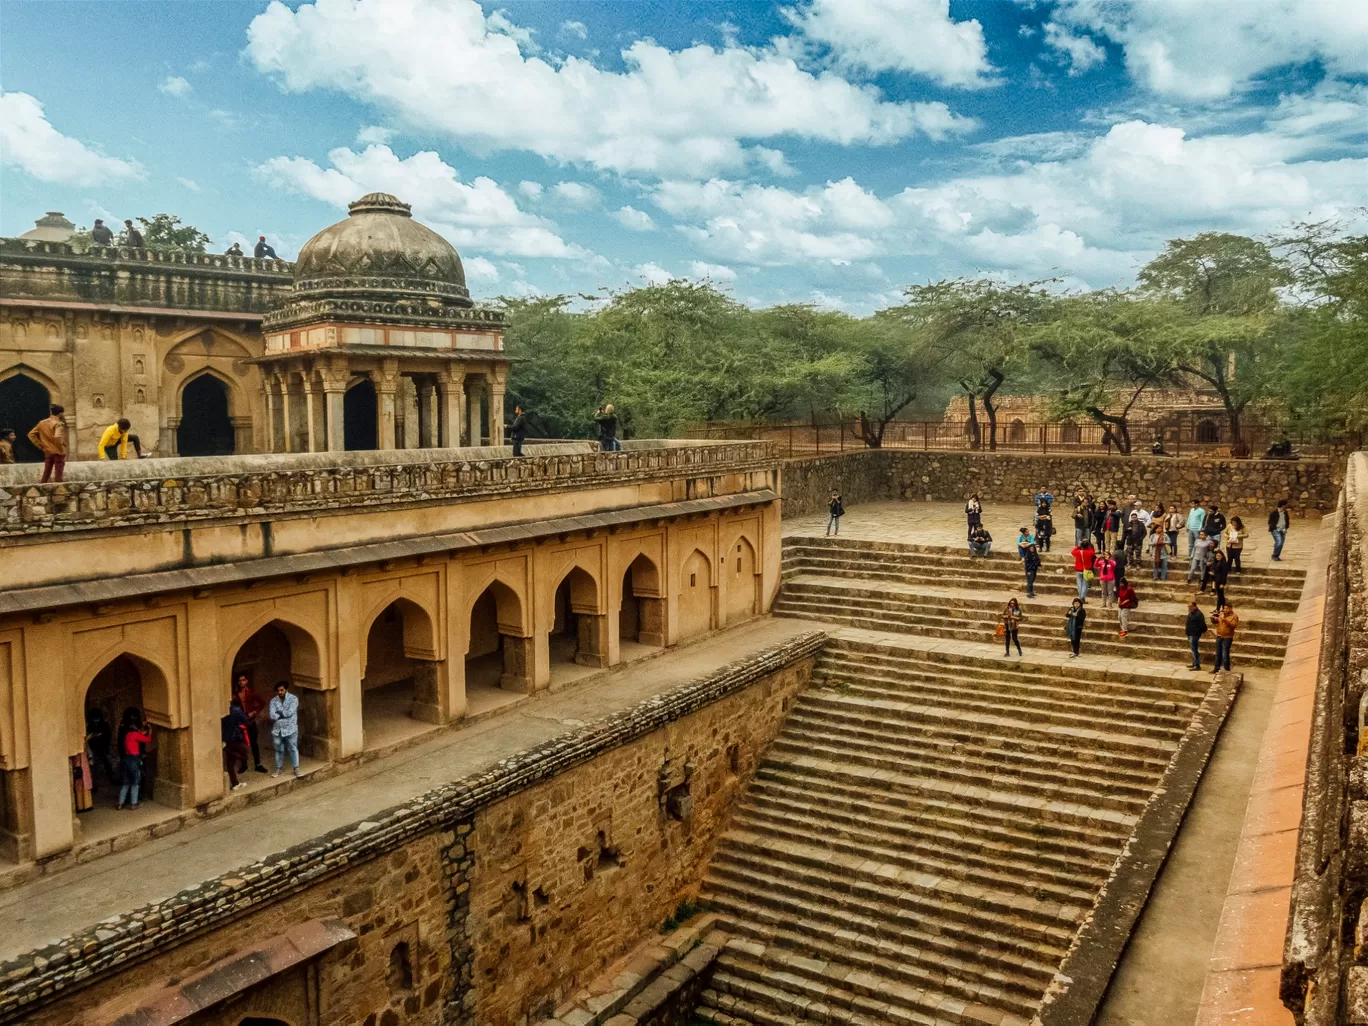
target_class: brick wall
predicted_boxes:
[781,449,1344,520]
[0,632,824,1026]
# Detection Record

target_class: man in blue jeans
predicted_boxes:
[1185,499,1205,557]
[1268,499,1290,561]
[269,680,302,778]
[1184,600,1207,670]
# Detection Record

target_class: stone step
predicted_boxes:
[782,709,1164,797]
[779,600,1286,667]
[743,780,1119,879]
[769,730,1152,815]
[700,973,940,1026]
[752,768,1131,855]
[799,680,1188,749]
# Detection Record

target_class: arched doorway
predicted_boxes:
[677,549,713,642]
[549,567,604,671]
[361,599,441,749]
[81,655,173,813]
[0,373,51,462]
[230,621,327,766]
[177,373,236,456]
[344,378,378,451]
[1008,418,1027,443]
[619,554,664,650]
[466,581,531,693]
[724,537,758,624]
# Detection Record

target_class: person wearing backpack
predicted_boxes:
[1117,579,1138,637]
[221,698,251,791]
[1185,600,1208,670]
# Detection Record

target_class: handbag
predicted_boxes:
[1083,569,1097,582]
[994,622,1006,638]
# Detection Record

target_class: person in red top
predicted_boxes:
[1071,537,1096,600]
[235,674,269,773]
[117,707,152,809]
[1117,579,1139,637]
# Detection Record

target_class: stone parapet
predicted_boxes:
[0,439,777,538]
[0,630,826,1025]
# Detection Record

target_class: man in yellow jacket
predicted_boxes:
[98,418,145,460]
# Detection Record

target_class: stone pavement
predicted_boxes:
[0,616,816,963]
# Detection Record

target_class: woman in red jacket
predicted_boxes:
[1071,537,1096,599]
[1117,579,1138,637]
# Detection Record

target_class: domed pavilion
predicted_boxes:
[255,193,509,452]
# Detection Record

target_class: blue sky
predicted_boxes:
[3,0,1365,312]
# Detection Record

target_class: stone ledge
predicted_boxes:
[0,630,826,1024]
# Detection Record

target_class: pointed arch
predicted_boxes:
[0,361,63,398]
[74,651,174,759]
[677,547,714,642]
[723,535,759,624]
[359,596,437,677]
[222,613,324,689]
[463,566,529,637]
[550,560,601,615]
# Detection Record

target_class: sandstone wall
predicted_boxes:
[0,633,824,1026]
[781,449,1342,519]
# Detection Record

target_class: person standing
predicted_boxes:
[1268,499,1290,561]
[1124,512,1147,564]
[1188,530,1214,584]
[1035,507,1054,552]
[1023,543,1041,599]
[1072,537,1096,599]
[1209,549,1231,610]
[1091,500,1108,552]
[1001,598,1023,657]
[826,492,845,536]
[235,675,269,773]
[117,708,152,810]
[123,219,145,248]
[509,405,527,457]
[28,404,67,482]
[1165,504,1184,558]
[1033,486,1054,511]
[595,404,620,452]
[1212,603,1239,673]
[1117,578,1138,638]
[1185,499,1206,557]
[1203,503,1227,540]
[1185,600,1208,670]
[1225,517,1245,573]
[0,427,15,464]
[221,699,251,791]
[1150,522,1170,580]
[1065,599,1086,658]
[254,235,279,258]
[1103,502,1122,555]
[1072,499,1091,547]
[964,494,982,541]
[224,241,244,256]
[268,680,302,779]
[1096,551,1117,608]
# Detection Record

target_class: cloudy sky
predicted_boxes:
[2,0,1366,311]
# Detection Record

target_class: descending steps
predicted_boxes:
[691,533,1296,1026]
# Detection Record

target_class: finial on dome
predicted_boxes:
[347,193,412,217]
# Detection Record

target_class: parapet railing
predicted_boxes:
[0,237,293,275]
[0,439,777,537]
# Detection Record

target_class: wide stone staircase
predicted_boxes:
[691,533,1302,1026]
[695,634,1226,1026]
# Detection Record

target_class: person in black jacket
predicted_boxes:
[509,405,527,457]
[221,699,251,791]
[122,219,145,248]
[826,492,845,536]
[1268,499,1290,561]
[91,219,114,245]
[1091,502,1108,551]
[1184,600,1208,669]
[1209,549,1231,610]
[1023,543,1041,598]
[595,404,620,451]
[1203,503,1227,538]
[1065,598,1086,658]
[1123,512,1147,563]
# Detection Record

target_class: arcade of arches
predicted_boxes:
[0,511,771,865]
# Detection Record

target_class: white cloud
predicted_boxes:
[550,181,600,208]
[159,75,193,97]
[356,124,394,145]
[611,205,657,232]
[0,92,145,187]
[245,0,976,178]
[517,180,543,200]
[635,263,674,285]
[466,255,499,281]
[560,19,588,40]
[688,260,737,281]
[176,176,202,192]
[486,8,537,50]
[1052,0,1368,99]
[791,0,995,88]
[1042,23,1106,76]
[254,144,591,259]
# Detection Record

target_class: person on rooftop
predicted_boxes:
[254,235,279,259]
[91,219,114,245]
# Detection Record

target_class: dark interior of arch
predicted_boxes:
[177,373,236,456]
[0,373,51,462]
[344,378,378,451]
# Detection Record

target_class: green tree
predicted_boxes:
[129,213,212,252]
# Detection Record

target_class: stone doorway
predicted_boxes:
[548,567,606,688]
[230,621,331,767]
[465,581,532,705]
[619,554,665,655]
[361,599,441,751]
[0,372,50,462]
[177,373,236,456]
[723,537,759,625]
[677,549,713,642]
[344,377,378,450]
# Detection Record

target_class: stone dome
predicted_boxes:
[291,193,470,306]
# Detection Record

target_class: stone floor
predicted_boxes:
[0,616,815,963]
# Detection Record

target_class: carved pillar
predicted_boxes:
[489,382,506,447]
[376,359,399,450]
[467,376,484,447]
[263,374,279,453]
[319,361,348,453]
[416,379,435,448]
[436,367,465,448]
[301,371,318,453]
[279,372,294,453]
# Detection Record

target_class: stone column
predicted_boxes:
[436,367,465,448]
[319,362,349,452]
[416,379,435,448]
[279,372,294,453]
[489,382,506,447]
[301,372,319,453]
[263,374,279,453]
[467,376,485,447]
[376,360,399,450]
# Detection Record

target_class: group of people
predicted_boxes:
[222,676,304,788]
[223,236,280,258]
[74,706,156,811]
[89,218,147,248]
[504,403,620,458]
[1,405,152,481]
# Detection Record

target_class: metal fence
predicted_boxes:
[690,414,1349,460]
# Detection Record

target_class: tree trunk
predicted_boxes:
[965,393,981,451]
[982,370,1004,453]
[857,411,882,449]
[1085,407,1132,455]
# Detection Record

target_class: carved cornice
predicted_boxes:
[263,296,505,332]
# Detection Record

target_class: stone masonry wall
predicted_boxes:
[0,632,825,1026]
[781,449,1342,520]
